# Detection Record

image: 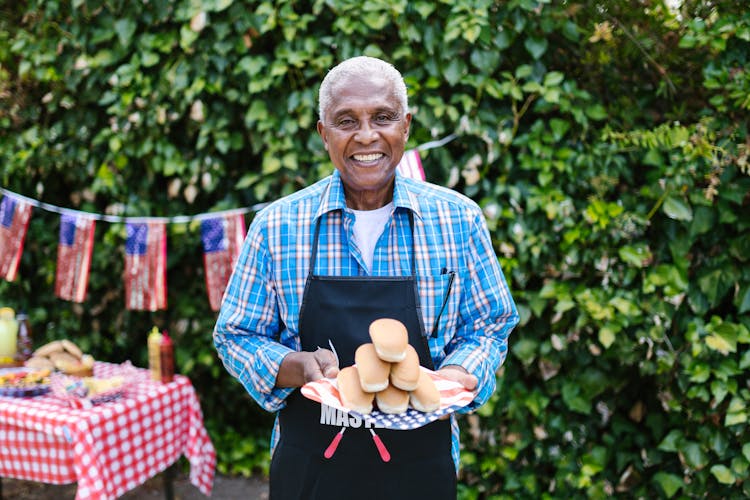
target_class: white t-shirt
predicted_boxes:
[351,202,394,273]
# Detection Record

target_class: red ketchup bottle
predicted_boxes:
[159,331,174,383]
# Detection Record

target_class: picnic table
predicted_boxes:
[0,362,215,499]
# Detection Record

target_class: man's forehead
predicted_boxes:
[327,76,399,114]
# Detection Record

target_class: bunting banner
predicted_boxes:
[200,213,247,311]
[55,214,96,303]
[124,221,167,311]
[396,149,425,181]
[0,194,33,281]
[0,132,455,309]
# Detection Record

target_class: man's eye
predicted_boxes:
[337,119,356,127]
[375,114,398,123]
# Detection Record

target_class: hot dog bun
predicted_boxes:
[409,370,441,413]
[369,318,408,362]
[389,344,420,391]
[337,366,374,414]
[375,384,410,414]
[355,343,391,392]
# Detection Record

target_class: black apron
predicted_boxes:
[270,211,456,500]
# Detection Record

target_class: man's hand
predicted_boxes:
[437,364,478,391]
[276,349,340,388]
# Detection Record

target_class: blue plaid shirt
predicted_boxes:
[214,170,519,470]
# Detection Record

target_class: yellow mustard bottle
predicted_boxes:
[147,326,162,381]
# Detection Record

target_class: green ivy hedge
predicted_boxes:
[1,0,748,497]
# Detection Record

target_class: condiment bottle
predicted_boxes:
[159,330,174,383]
[147,326,162,381]
[14,312,33,363]
[0,307,18,364]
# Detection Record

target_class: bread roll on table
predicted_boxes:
[337,366,374,414]
[389,344,420,391]
[369,318,408,362]
[355,343,391,392]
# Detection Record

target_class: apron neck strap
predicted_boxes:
[308,209,416,277]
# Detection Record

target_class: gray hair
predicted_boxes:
[318,56,408,123]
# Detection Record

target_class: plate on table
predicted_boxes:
[0,367,51,398]
[49,361,139,409]
[301,367,475,430]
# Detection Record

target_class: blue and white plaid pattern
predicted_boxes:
[214,170,519,470]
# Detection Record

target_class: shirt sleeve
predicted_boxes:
[439,210,519,413]
[213,215,295,412]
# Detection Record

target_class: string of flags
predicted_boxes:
[0,146,439,312]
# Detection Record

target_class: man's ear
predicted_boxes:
[403,113,412,140]
[318,120,328,151]
[317,120,329,150]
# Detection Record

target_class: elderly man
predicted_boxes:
[214,56,519,499]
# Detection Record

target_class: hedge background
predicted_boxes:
[1,0,749,498]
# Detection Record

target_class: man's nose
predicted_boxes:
[354,122,378,144]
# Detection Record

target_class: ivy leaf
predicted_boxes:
[443,58,466,86]
[653,472,683,498]
[549,118,570,141]
[619,244,652,268]
[585,104,607,120]
[414,2,436,18]
[204,0,233,12]
[698,269,733,306]
[724,397,747,426]
[689,206,715,237]
[663,196,693,221]
[261,155,282,174]
[710,465,735,485]
[562,381,591,414]
[524,37,548,59]
[114,19,137,47]
[512,338,538,366]
[704,319,738,354]
[544,71,565,86]
[658,430,683,452]
[681,441,709,470]
[598,326,616,348]
[737,284,750,314]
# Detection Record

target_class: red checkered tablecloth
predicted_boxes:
[0,362,216,499]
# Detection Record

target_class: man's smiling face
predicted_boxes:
[317,74,411,210]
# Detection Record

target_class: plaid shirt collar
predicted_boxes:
[314,170,423,221]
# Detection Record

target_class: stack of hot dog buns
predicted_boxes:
[336,318,441,415]
[24,340,95,376]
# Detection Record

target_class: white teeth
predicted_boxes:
[353,153,383,162]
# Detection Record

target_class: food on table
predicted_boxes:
[368,318,408,362]
[354,343,390,392]
[375,384,410,414]
[0,368,51,387]
[409,370,441,413]
[337,366,374,415]
[24,356,55,370]
[82,375,125,396]
[389,344,420,391]
[25,340,95,376]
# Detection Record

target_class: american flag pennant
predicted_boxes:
[200,213,246,311]
[55,214,96,303]
[0,194,33,282]
[124,221,167,311]
[396,149,425,181]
